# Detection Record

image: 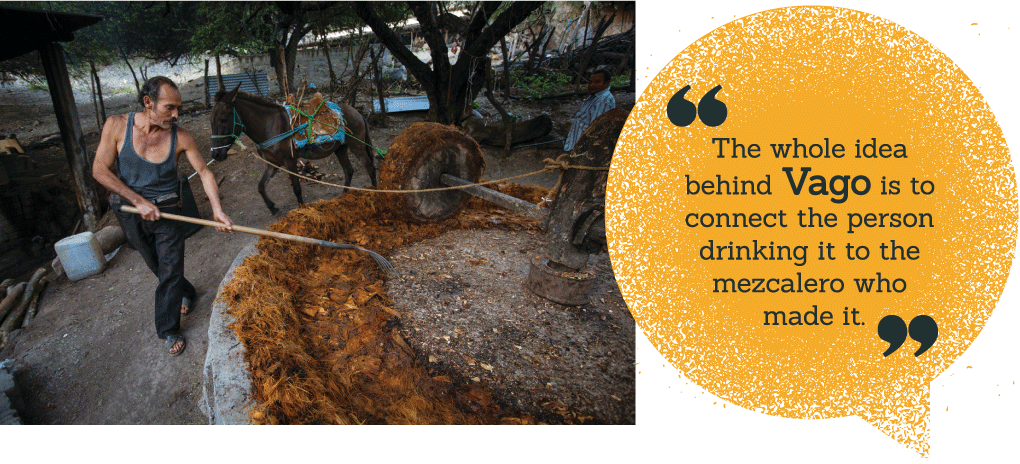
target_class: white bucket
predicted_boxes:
[55,232,107,281]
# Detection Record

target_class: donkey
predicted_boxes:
[210,84,377,214]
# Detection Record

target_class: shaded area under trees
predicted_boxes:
[355,1,545,125]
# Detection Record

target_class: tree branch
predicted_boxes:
[242,3,267,26]
[463,2,544,58]
[463,2,501,46]
[353,2,435,89]
[450,2,544,95]
[408,2,449,71]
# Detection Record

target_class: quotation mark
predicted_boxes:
[667,84,728,127]
[878,315,938,357]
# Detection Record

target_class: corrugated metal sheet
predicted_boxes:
[206,72,269,101]
[373,96,430,113]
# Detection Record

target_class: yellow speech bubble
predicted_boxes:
[608,6,1017,457]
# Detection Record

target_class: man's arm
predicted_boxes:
[177,129,233,233]
[92,115,162,221]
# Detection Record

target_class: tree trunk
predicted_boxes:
[269,4,312,96]
[204,59,210,108]
[625,26,636,88]
[573,3,593,84]
[275,45,290,95]
[500,38,512,103]
[484,55,518,156]
[320,30,337,87]
[354,1,544,125]
[95,69,107,123]
[525,25,552,74]
[215,55,224,90]
[577,13,617,82]
[564,2,591,59]
[370,46,387,124]
[90,62,101,131]
[269,30,306,96]
[539,26,553,70]
[285,40,299,95]
[124,56,140,96]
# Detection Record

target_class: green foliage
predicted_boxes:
[67,2,197,64]
[190,3,274,57]
[0,2,200,81]
[0,53,44,82]
[189,2,408,58]
[610,74,629,87]
[26,82,49,92]
[325,2,408,32]
[510,71,573,101]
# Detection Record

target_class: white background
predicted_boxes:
[13,1,1018,462]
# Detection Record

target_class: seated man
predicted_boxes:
[563,68,616,152]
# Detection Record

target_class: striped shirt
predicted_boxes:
[563,88,616,151]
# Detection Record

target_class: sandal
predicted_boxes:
[166,334,186,356]
[181,296,193,315]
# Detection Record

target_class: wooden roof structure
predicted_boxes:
[1,6,102,61]
[0,5,104,231]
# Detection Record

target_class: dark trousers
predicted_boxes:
[114,202,196,340]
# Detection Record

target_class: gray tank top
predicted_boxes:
[117,112,178,201]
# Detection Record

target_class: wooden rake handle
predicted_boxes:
[119,205,340,248]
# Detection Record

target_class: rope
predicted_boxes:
[542,153,611,172]
[345,131,387,159]
[211,108,247,151]
[543,153,611,203]
[286,104,387,158]
[243,150,607,194]
[258,123,308,149]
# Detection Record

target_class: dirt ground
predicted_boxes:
[0,72,635,424]
[389,229,634,423]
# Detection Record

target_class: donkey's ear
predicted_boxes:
[225,83,241,103]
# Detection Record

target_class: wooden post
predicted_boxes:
[89,61,101,131]
[544,109,626,271]
[38,41,100,232]
[204,59,210,108]
[95,68,107,123]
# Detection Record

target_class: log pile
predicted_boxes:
[0,224,124,348]
[0,267,49,349]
